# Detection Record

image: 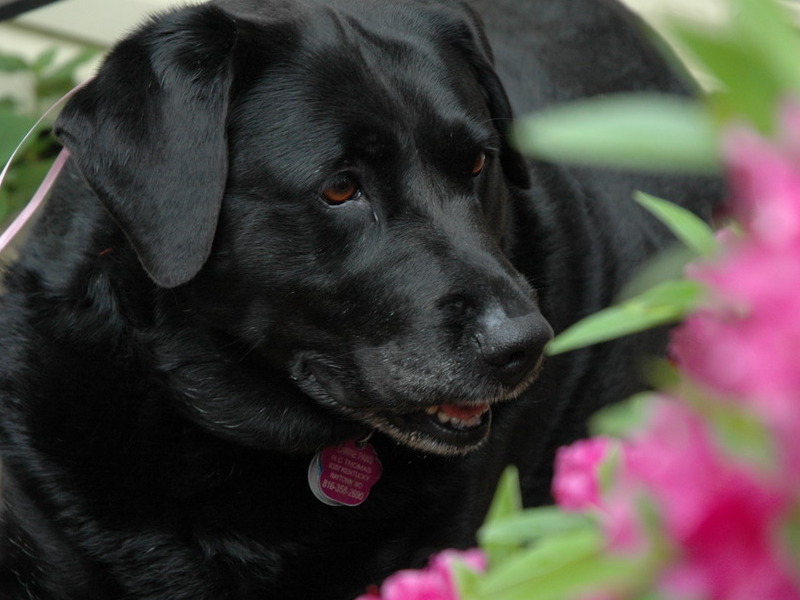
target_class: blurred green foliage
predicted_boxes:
[0,46,98,227]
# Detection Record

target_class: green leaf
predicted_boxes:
[452,560,483,600]
[484,467,523,524]
[478,507,592,547]
[641,357,682,390]
[481,467,524,565]
[476,527,605,596]
[513,93,721,173]
[634,191,718,257]
[686,393,777,472]
[596,442,623,497]
[31,48,58,76]
[590,393,655,438]
[0,98,18,112]
[478,554,642,600]
[0,52,29,72]
[668,0,800,133]
[713,408,775,470]
[546,279,705,355]
[618,244,700,301]
[474,527,651,600]
[35,75,77,104]
[0,108,38,165]
[781,505,800,571]
[636,593,669,600]
[668,24,784,132]
[731,0,800,97]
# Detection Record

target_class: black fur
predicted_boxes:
[0,0,720,598]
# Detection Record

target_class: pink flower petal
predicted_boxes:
[362,549,486,600]
[552,437,615,511]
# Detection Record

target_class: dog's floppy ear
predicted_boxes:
[470,57,532,189]
[433,2,532,189]
[55,6,238,288]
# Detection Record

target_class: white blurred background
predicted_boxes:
[0,0,795,110]
[0,0,730,52]
[0,0,729,73]
[0,0,732,51]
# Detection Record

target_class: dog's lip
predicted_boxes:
[368,401,494,453]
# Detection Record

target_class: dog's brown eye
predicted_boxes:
[471,151,487,177]
[322,174,359,204]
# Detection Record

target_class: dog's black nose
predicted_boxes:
[474,308,553,387]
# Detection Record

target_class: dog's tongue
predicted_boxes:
[439,403,489,420]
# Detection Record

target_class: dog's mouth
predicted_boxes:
[292,354,536,456]
[361,400,495,456]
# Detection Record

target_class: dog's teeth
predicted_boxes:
[433,408,482,430]
[421,404,485,430]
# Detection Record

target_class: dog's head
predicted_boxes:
[55,0,553,455]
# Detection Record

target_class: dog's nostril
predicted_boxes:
[480,333,534,371]
[475,309,553,386]
[502,350,526,368]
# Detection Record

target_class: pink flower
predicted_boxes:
[429,549,487,579]
[659,477,800,600]
[724,128,800,247]
[624,401,719,538]
[632,104,800,596]
[671,103,800,479]
[625,400,800,599]
[552,437,615,511]
[672,249,800,419]
[599,486,647,553]
[724,100,800,247]
[379,569,452,600]
[553,436,646,552]
[553,402,800,597]
[355,549,486,600]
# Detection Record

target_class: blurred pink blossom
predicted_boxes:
[627,401,799,599]
[354,549,486,600]
[552,437,615,510]
[724,129,800,247]
[552,435,646,552]
[671,100,800,478]
[672,243,800,419]
[553,399,800,598]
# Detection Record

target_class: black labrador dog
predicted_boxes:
[0,0,719,598]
